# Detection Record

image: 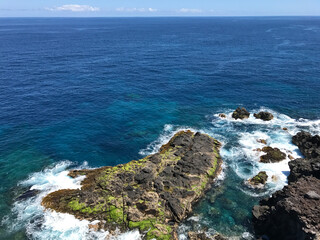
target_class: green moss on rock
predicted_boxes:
[249,171,268,186]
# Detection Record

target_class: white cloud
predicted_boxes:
[116,7,157,13]
[47,5,100,12]
[148,8,158,12]
[179,8,202,13]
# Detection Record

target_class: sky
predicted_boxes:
[0,0,320,17]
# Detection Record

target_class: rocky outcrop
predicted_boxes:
[42,131,222,240]
[248,171,268,186]
[232,107,250,120]
[259,146,286,163]
[292,131,320,159]
[288,157,320,182]
[252,176,320,240]
[252,132,320,240]
[253,112,274,121]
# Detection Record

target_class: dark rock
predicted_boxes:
[260,147,286,163]
[232,107,250,120]
[41,131,222,240]
[288,157,320,182]
[292,131,320,159]
[16,189,40,201]
[218,113,226,118]
[249,171,268,186]
[254,112,274,121]
[253,176,320,240]
[257,139,267,145]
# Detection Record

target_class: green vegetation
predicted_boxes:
[250,171,268,185]
[129,219,154,231]
[129,220,172,240]
[68,199,86,211]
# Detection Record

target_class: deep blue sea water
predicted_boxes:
[0,17,320,239]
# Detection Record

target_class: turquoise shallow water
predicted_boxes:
[0,17,320,239]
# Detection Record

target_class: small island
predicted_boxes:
[42,130,223,239]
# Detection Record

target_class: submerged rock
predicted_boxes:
[42,131,222,240]
[248,171,268,186]
[288,154,295,160]
[259,146,286,163]
[256,139,267,145]
[252,132,320,240]
[253,112,274,121]
[16,189,40,201]
[232,107,250,120]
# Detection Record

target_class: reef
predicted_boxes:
[252,131,320,240]
[42,131,222,240]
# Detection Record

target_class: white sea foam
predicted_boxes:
[213,107,320,195]
[215,107,320,135]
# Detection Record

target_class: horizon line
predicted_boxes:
[1,15,320,18]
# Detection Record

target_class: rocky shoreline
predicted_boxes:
[42,131,223,240]
[252,131,320,240]
[40,107,320,240]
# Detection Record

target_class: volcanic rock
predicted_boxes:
[292,131,320,159]
[253,112,274,121]
[42,131,222,240]
[260,146,286,163]
[232,107,250,120]
[248,171,268,186]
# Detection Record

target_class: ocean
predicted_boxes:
[0,17,319,239]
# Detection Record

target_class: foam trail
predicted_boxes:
[213,107,319,196]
